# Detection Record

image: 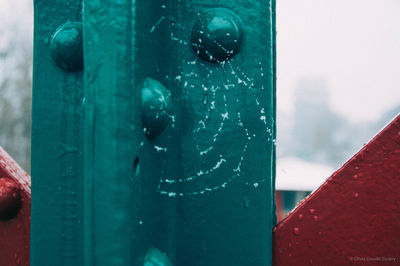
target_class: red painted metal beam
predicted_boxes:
[0,147,31,266]
[273,115,400,265]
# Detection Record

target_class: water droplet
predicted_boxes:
[309,258,313,265]
[309,209,316,215]
[243,197,251,208]
[298,214,304,221]
[273,227,277,233]
[293,227,300,235]
[133,157,140,176]
[307,240,312,247]
[354,192,359,198]
[202,93,208,105]
[313,215,319,222]
[353,174,358,179]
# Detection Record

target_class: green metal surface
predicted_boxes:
[32,0,276,265]
[272,0,278,227]
[31,1,84,265]
[82,1,137,265]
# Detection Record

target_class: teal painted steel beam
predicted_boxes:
[82,1,137,265]
[31,1,84,265]
[272,0,278,227]
[32,0,276,265]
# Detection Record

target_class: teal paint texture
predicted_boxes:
[32,0,276,265]
[31,1,84,265]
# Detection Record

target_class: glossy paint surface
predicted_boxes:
[0,147,31,266]
[32,0,275,265]
[84,0,276,265]
[273,115,400,265]
[31,1,84,265]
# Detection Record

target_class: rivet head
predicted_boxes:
[191,8,242,63]
[141,78,172,140]
[0,178,21,220]
[50,22,83,72]
[144,247,172,266]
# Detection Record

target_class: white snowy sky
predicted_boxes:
[0,0,32,32]
[1,0,399,124]
[277,0,400,123]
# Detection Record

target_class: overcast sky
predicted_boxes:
[277,0,400,123]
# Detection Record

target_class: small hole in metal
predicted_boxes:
[133,157,140,176]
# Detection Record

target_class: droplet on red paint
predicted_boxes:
[353,174,358,179]
[273,227,277,233]
[309,258,313,265]
[293,227,300,235]
[313,215,319,222]
[354,192,359,198]
[307,240,312,247]
[309,209,316,215]
[298,214,304,221]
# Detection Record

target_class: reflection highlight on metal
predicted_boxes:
[191,8,242,63]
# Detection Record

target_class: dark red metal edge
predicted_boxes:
[273,114,400,265]
[0,147,31,266]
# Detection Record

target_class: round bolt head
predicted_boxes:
[141,78,172,140]
[144,247,172,266]
[191,8,243,63]
[0,178,21,220]
[50,22,83,72]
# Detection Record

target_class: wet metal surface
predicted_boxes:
[273,115,400,266]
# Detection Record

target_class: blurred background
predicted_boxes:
[275,0,400,220]
[0,0,33,173]
[0,0,399,220]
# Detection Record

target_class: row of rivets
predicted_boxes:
[49,9,242,138]
[142,8,242,140]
